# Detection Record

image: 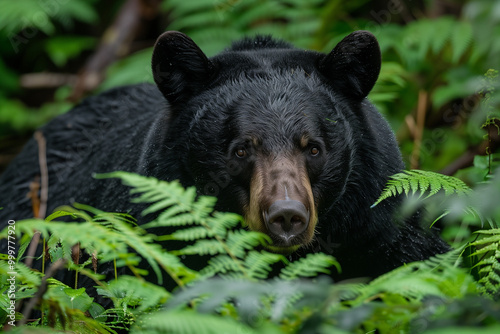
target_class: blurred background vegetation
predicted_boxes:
[0,2,499,330]
[0,0,499,181]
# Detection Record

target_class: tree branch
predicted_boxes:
[70,0,161,101]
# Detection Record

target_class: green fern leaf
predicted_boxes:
[3,206,194,286]
[472,228,500,236]
[170,226,216,241]
[351,250,474,303]
[177,240,225,256]
[244,250,284,280]
[205,212,242,238]
[0,257,42,287]
[226,230,269,258]
[470,238,500,251]
[149,212,199,228]
[372,170,472,207]
[417,173,431,196]
[430,17,454,54]
[279,253,340,280]
[201,255,242,277]
[133,309,265,334]
[467,229,500,297]
[450,21,473,63]
[97,275,170,313]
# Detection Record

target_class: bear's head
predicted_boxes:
[151,31,382,254]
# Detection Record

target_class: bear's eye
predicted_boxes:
[310,146,320,156]
[235,148,247,158]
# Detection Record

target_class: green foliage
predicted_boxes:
[373,167,500,298]
[99,172,338,282]
[12,204,192,286]
[99,48,155,92]
[0,87,73,133]
[45,36,96,67]
[162,0,326,56]
[0,0,98,36]
[1,1,500,332]
[1,0,498,179]
[279,253,340,280]
[133,309,282,334]
[468,229,500,298]
[0,0,99,134]
[0,172,339,331]
[373,169,472,206]
[1,170,500,332]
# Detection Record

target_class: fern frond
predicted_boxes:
[372,169,472,207]
[200,255,242,278]
[97,275,169,313]
[133,309,267,334]
[279,253,340,280]
[103,172,283,282]
[164,277,332,328]
[2,208,194,287]
[226,230,269,258]
[244,251,285,280]
[0,0,97,35]
[349,250,474,304]
[177,240,225,256]
[170,226,216,241]
[469,229,500,297]
[0,257,42,287]
[154,212,200,227]
[430,17,454,54]
[450,20,473,63]
[204,212,243,238]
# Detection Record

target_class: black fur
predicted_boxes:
[0,31,449,283]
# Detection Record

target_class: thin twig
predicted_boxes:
[70,0,161,101]
[24,131,49,269]
[34,131,49,219]
[410,90,428,169]
[20,73,78,89]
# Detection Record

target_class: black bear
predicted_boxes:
[0,31,449,280]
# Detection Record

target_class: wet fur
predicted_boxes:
[0,32,449,282]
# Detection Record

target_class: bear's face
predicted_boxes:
[152,31,381,253]
[186,73,358,252]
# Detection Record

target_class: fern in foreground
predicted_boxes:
[372,169,472,207]
[1,172,339,331]
[99,172,282,281]
[371,169,483,227]
[468,229,500,298]
[2,171,500,333]
[100,172,340,282]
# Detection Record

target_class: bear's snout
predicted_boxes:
[264,199,310,243]
[243,153,318,253]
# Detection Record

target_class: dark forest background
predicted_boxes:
[0,0,499,180]
[1,1,500,333]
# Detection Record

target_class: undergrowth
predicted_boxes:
[1,170,500,333]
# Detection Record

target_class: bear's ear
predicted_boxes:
[318,31,381,99]
[152,31,213,103]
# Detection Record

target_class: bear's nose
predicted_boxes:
[264,200,309,242]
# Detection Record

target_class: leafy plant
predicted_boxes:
[372,165,500,301]
[0,0,98,36]
[1,169,500,332]
[373,169,472,206]
[162,0,326,56]
[468,229,500,298]
[0,172,339,331]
